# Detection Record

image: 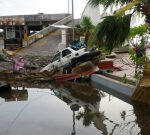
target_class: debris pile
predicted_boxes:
[72,61,94,74]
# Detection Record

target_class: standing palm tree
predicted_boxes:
[75,16,94,45]
[88,0,150,52]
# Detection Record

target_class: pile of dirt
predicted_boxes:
[0,55,53,73]
[15,55,52,68]
[72,61,94,74]
[0,61,12,72]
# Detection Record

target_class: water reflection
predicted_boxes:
[0,82,150,135]
[51,82,150,135]
[0,86,28,101]
[51,82,108,135]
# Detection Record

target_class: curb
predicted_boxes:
[2,47,26,57]
[91,74,135,97]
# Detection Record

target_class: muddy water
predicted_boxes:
[0,82,150,135]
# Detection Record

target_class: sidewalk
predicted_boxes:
[113,53,136,81]
[110,48,150,81]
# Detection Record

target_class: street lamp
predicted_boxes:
[68,0,70,14]
[72,0,75,40]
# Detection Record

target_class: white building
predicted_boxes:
[81,2,100,26]
[81,1,144,27]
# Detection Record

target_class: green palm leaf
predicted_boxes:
[75,16,94,45]
[115,0,141,16]
[92,14,132,52]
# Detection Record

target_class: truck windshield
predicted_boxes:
[62,49,71,57]
[52,52,61,62]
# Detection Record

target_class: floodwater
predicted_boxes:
[0,82,150,135]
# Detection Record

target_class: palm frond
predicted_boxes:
[76,16,94,34]
[114,0,141,16]
[75,24,84,34]
[75,16,95,45]
[81,16,95,31]
[92,14,132,52]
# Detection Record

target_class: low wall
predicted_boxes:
[91,74,135,104]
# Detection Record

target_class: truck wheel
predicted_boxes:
[63,66,72,74]
[71,59,76,67]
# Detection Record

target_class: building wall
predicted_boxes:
[81,2,143,27]
[81,2,100,26]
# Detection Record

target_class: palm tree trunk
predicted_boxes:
[84,31,90,45]
[138,2,150,30]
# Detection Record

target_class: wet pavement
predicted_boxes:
[16,30,61,57]
[0,30,61,72]
[112,48,150,81]
[0,81,150,135]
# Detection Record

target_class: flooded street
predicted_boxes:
[0,82,150,135]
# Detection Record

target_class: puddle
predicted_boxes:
[0,82,150,135]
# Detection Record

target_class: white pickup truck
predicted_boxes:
[40,47,100,72]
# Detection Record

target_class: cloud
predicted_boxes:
[0,0,87,18]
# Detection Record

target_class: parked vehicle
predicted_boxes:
[40,46,100,72]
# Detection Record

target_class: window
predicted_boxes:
[62,49,71,57]
[52,52,61,62]
[6,27,15,38]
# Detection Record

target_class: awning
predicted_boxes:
[51,24,72,29]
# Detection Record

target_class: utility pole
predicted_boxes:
[68,0,70,14]
[72,0,75,40]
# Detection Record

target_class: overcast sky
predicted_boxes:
[0,0,87,18]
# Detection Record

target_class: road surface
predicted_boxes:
[16,30,61,57]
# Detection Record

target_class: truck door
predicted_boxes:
[61,49,72,67]
[51,52,62,68]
